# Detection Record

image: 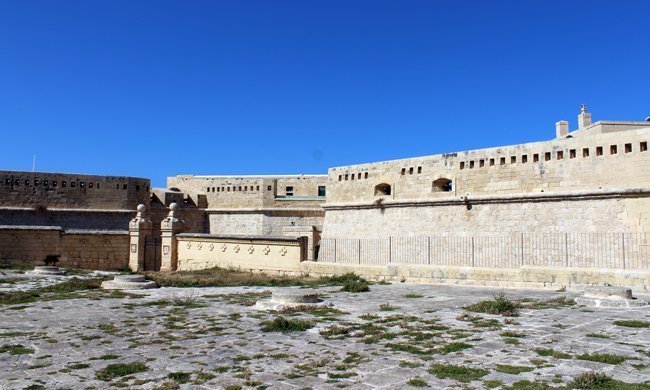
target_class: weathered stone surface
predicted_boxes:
[27,266,66,276]
[255,288,325,311]
[100,274,157,290]
[584,286,634,299]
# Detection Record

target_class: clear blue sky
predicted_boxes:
[1,1,649,187]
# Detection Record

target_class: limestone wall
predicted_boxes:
[326,127,650,204]
[167,174,327,209]
[0,208,136,230]
[0,226,129,270]
[1,170,150,210]
[175,233,307,272]
[207,209,324,237]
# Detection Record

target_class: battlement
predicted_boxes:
[167,174,328,209]
[0,170,150,210]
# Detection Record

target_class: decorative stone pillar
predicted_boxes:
[160,203,184,272]
[128,204,152,272]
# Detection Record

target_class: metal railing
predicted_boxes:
[318,233,650,269]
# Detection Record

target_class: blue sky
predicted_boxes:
[1,1,649,187]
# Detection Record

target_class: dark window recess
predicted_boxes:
[44,180,48,186]
[569,149,576,159]
[286,186,294,196]
[409,167,414,174]
[267,185,272,191]
[25,180,29,186]
[583,148,590,157]
[432,178,453,192]
[80,182,85,188]
[71,182,76,188]
[318,186,326,196]
[489,158,495,166]
[256,185,260,191]
[357,173,361,179]
[500,157,506,165]
[545,152,551,161]
[610,145,617,154]
[625,143,632,153]
[52,181,57,187]
[511,156,516,164]
[15,179,20,185]
[641,142,648,152]
[479,159,485,167]
[5,179,10,186]
[207,187,210,192]
[351,174,355,180]
[34,179,39,186]
[417,166,422,174]
[533,154,539,162]
[469,161,475,169]
[123,184,127,190]
[116,184,120,189]
[89,182,93,188]
[238,186,242,191]
[364,172,368,179]
[557,151,563,160]
[345,174,349,180]
[338,175,342,181]
[98,183,101,189]
[374,183,391,196]
[460,162,465,170]
[136,185,140,191]
[596,146,603,156]
[521,155,528,163]
[401,168,406,175]
[62,181,66,187]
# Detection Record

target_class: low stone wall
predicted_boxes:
[175,233,308,272]
[298,262,650,292]
[0,225,129,270]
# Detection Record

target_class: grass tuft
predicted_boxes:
[95,362,148,381]
[261,316,314,332]
[428,363,488,383]
[614,320,650,328]
[464,292,519,316]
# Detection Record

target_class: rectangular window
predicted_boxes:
[227,187,230,192]
[238,186,242,191]
[569,149,576,159]
[479,159,485,167]
[88,182,93,188]
[358,173,361,179]
[34,179,39,186]
[122,184,127,190]
[216,187,220,192]
[641,142,647,152]
[460,162,465,170]
[80,182,85,188]
[318,186,326,196]
[44,180,48,186]
[25,179,29,186]
[53,180,57,187]
[625,143,632,153]
[409,167,414,174]
[97,183,100,189]
[500,157,506,165]
[521,155,528,163]
[469,161,475,169]
[583,148,590,157]
[244,186,248,191]
[267,185,271,191]
[207,187,211,192]
[510,156,516,164]
[5,178,10,186]
[596,146,603,156]
[610,145,617,154]
[417,166,422,174]
[62,181,66,187]
[545,152,551,161]
[338,175,342,181]
[533,154,539,162]
[286,186,293,196]
[345,174,349,180]
[364,172,368,179]
[489,158,495,166]
[71,181,76,188]
[351,174,355,180]
[401,168,406,175]
[557,151,563,160]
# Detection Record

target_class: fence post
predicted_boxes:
[565,233,569,268]
[520,233,524,267]
[471,237,475,267]
[333,239,337,263]
[388,236,392,263]
[428,236,431,265]
[621,233,626,270]
[358,239,361,264]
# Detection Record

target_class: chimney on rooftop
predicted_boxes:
[578,104,592,130]
[555,120,569,138]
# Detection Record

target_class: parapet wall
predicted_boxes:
[175,233,307,272]
[327,127,650,204]
[0,226,129,270]
[1,170,150,210]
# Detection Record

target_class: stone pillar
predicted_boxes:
[160,203,184,272]
[128,204,152,272]
[283,225,320,260]
[555,120,569,138]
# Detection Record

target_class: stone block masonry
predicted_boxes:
[0,226,129,270]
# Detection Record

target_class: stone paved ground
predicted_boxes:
[1,272,649,389]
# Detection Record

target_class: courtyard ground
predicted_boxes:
[0,268,649,389]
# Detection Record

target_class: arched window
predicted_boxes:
[432,178,452,192]
[374,183,391,196]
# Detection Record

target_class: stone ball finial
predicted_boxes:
[137,204,146,213]
[169,202,179,211]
